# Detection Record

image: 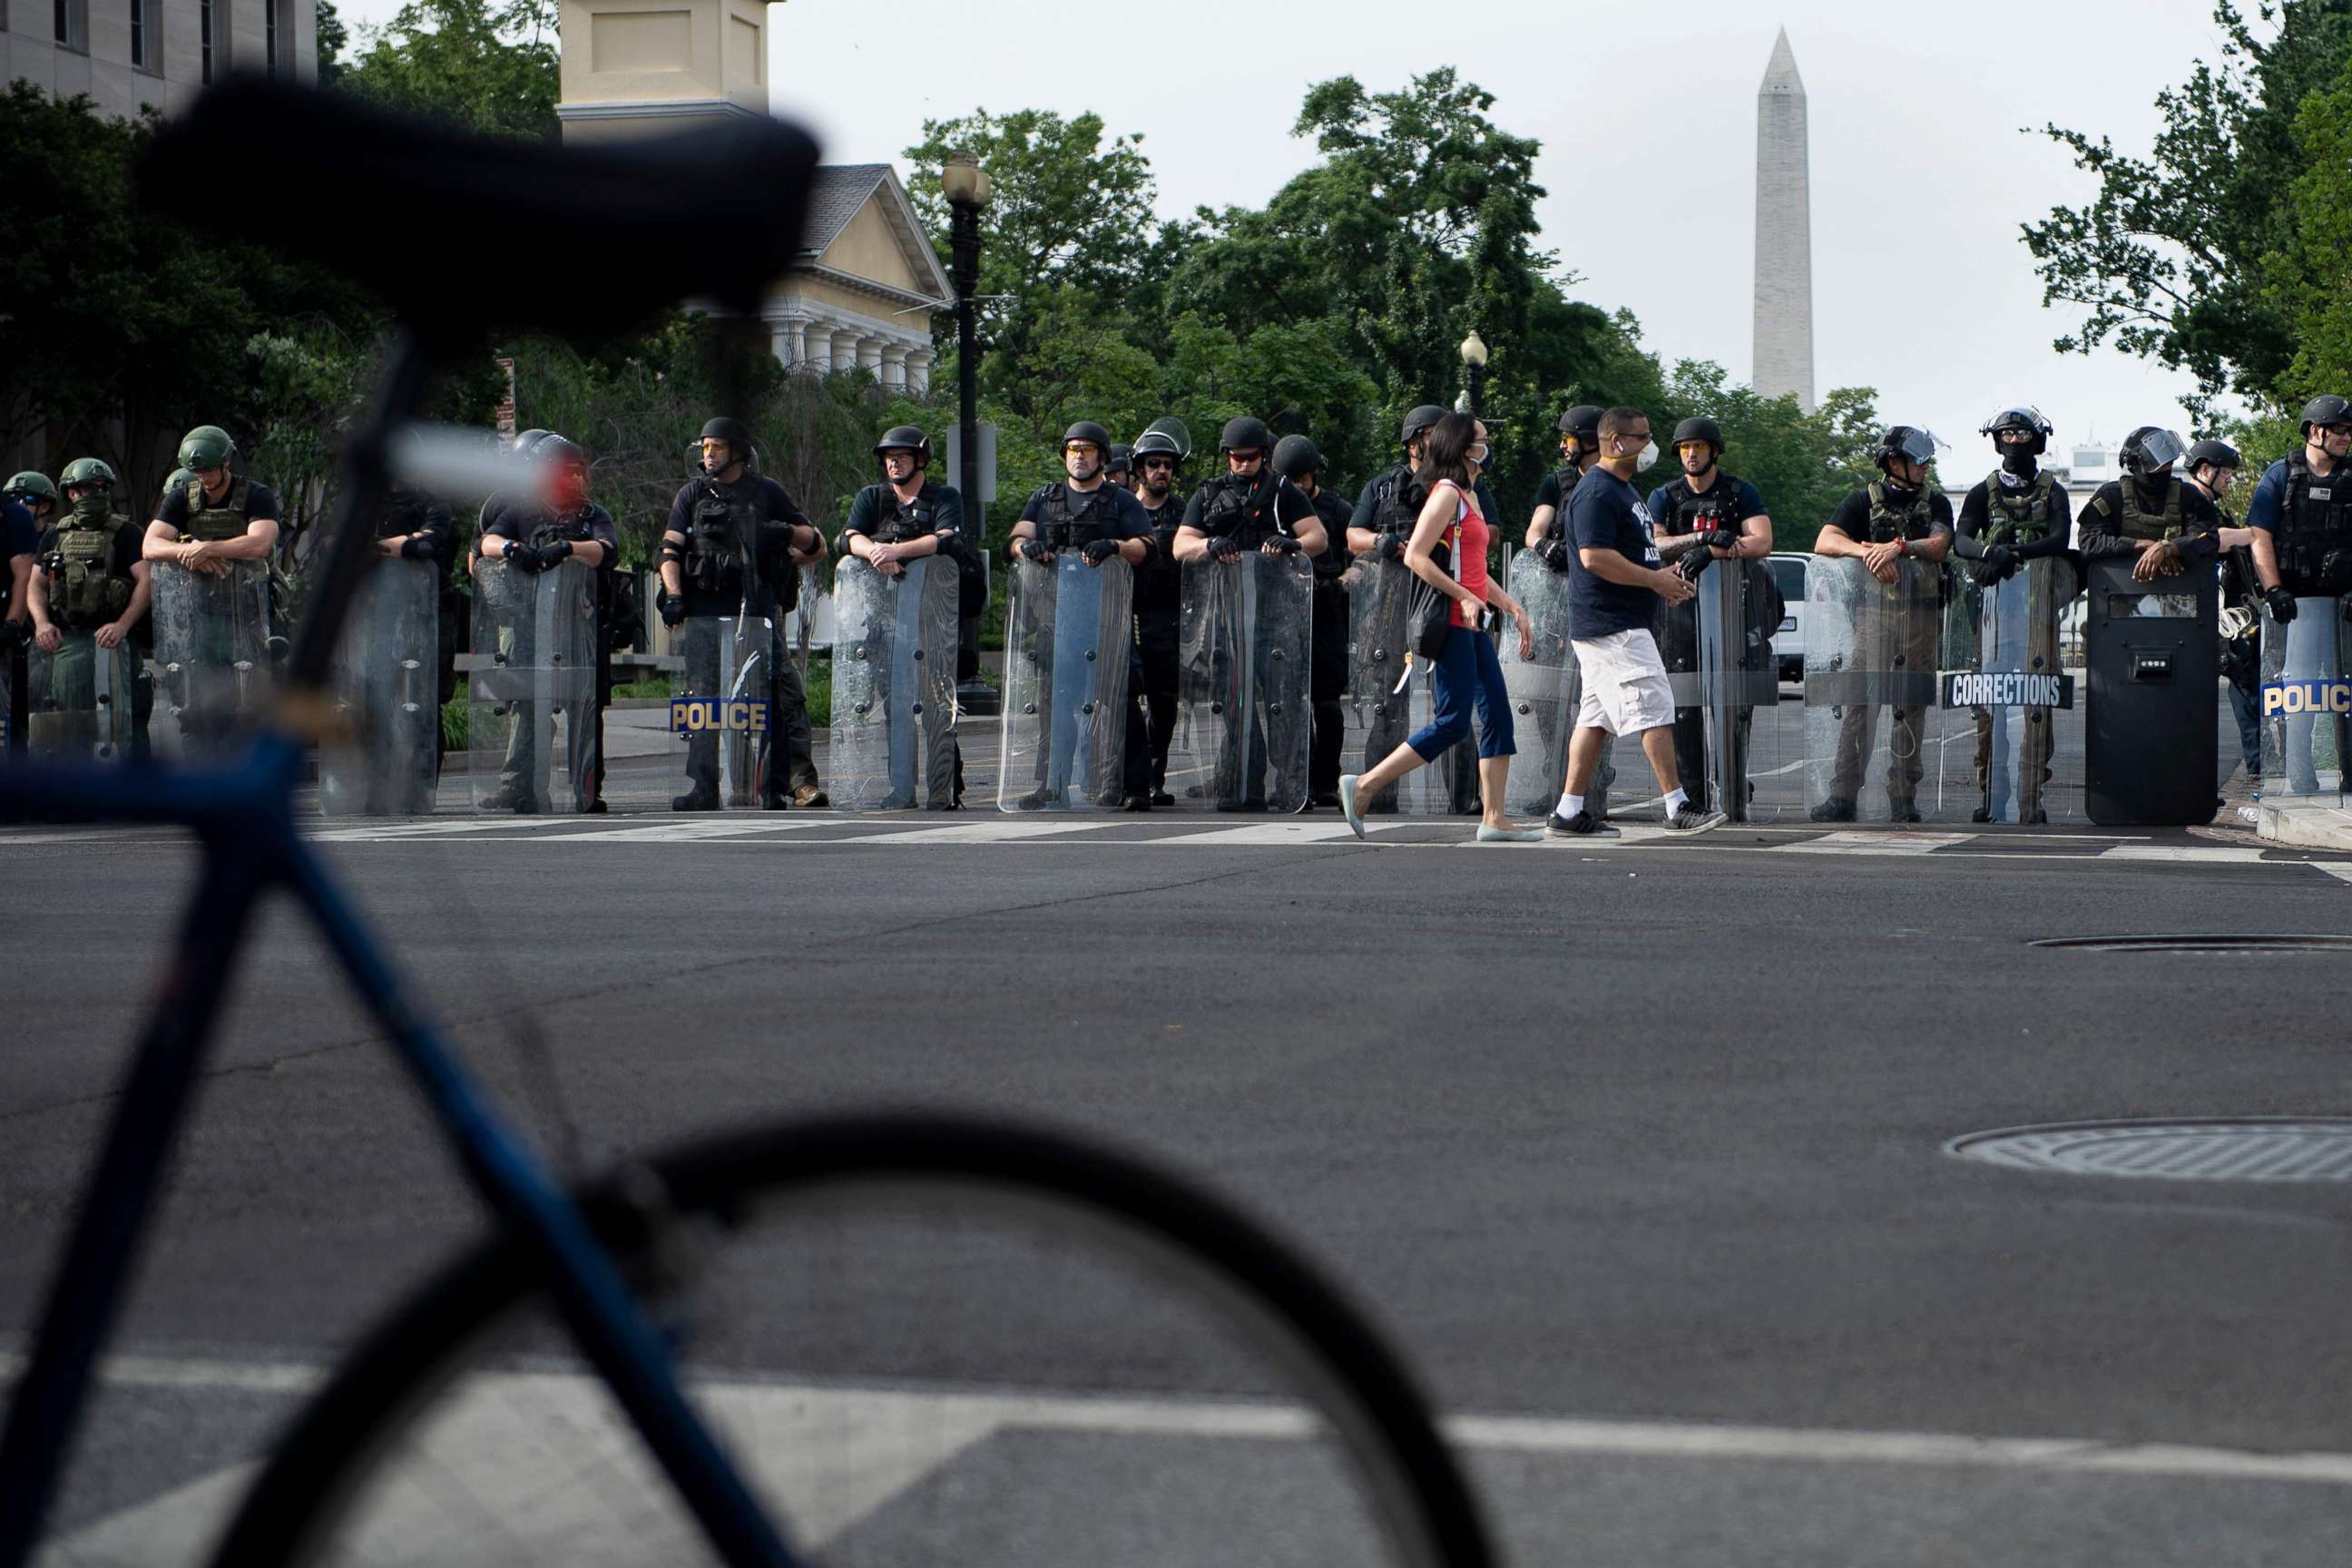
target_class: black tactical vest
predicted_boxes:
[1133,493,1184,615]
[1195,471,1291,546]
[1308,490,1350,582]
[1864,481,1938,543]
[1370,464,1422,538]
[1658,471,1747,535]
[2277,453,2352,596]
[1029,482,1119,551]
[860,481,946,545]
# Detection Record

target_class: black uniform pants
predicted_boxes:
[1310,578,1347,798]
[1137,606,1181,793]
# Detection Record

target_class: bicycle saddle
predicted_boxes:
[136,74,820,348]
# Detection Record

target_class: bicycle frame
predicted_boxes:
[0,335,801,1568]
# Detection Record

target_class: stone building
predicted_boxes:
[2,0,316,119]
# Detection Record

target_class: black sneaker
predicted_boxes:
[1663,807,1725,834]
[1014,789,1060,811]
[671,789,720,812]
[1547,809,1619,838]
[1808,798,1857,823]
[1887,801,1923,824]
[1970,805,1992,824]
[1151,789,1175,808]
[1122,793,1153,812]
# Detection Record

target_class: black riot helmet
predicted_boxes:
[1873,426,1943,471]
[1107,443,1133,478]
[1271,434,1323,481]
[1132,428,1184,466]
[1400,405,1446,449]
[875,424,931,463]
[1220,416,1273,456]
[2186,437,2241,475]
[1557,404,1604,454]
[1063,420,1112,455]
[1671,416,1723,456]
[2120,426,2187,478]
[512,427,551,453]
[1980,406,2053,454]
[699,416,756,474]
[2300,395,2352,438]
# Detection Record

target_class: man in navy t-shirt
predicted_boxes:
[1549,407,1722,837]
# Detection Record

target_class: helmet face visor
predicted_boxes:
[1888,427,1942,467]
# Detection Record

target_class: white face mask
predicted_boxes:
[1635,441,1661,474]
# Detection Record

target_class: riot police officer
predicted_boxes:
[1011,422,1155,809]
[2076,427,2220,580]
[840,426,969,807]
[1808,426,1953,822]
[1646,416,1775,814]
[2185,438,2260,780]
[1525,404,1606,554]
[1951,406,2077,822]
[1274,433,1354,808]
[2245,395,2352,796]
[142,427,281,755]
[23,460,149,762]
[482,436,617,811]
[1108,444,1134,494]
[2,473,50,746]
[145,425,280,573]
[374,478,459,780]
[1129,423,1189,803]
[659,416,824,811]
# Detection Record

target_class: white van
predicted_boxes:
[1768,553,1809,684]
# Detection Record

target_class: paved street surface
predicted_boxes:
[6,784,2351,1564]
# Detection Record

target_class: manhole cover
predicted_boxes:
[2028,935,2352,955]
[1950,1119,2352,1182]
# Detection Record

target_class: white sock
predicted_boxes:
[1663,788,1689,816]
[1555,792,1584,819]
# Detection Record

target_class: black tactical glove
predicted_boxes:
[1080,538,1122,567]
[0,617,25,651]
[1018,538,1053,564]
[1978,544,2017,583]
[539,537,573,565]
[1704,528,1741,554]
[398,535,427,561]
[1263,534,1303,555]
[1208,534,1245,563]
[1538,533,1573,573]
[657,590,687,628]
[2266,584,2298,623]
[1375,533,1407,563]
[503,542,544,572]
[1675,548,1711,582]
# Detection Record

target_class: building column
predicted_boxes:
[856,338,885,377]
[905,348,936,397]
[879,343,910,390]
[769,318,808,369]
[828,328,863,377]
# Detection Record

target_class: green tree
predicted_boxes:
[2263,78,2352,397]
[316,0,350,86]
[2021,0,2352,408]
[342,0,560,140]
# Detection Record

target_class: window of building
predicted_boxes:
[54,0,86,53]
[200,0,214,83]
[265,0,283,74]
[130,0,162,71]
[2073,449,2107,471]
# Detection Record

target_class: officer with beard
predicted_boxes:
[1525,405,1606,555]
[1646,416,1774,814]
[482,436,616,811]
[1273,434,1354,808]
[659,416,825,811]
[1128,425,1188,804]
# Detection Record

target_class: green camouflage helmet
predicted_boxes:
[5,471,61,506]
[178,425,236,473]
[59,457,119,492]
[162,466,193,500]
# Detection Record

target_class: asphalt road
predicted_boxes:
[6,805,2352,1565]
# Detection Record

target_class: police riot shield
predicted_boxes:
[671,613,777,808]
[320,559,440,816]
[1500,551,1579,818]
[1940,555,2081,824]
[1173,552,1312,812]
[468,558,600,813]
[151,559,279,759]
[2083,558,2216,826]
[1802,557,1943,822]
[831,555,959,810]
[1339,557,1474,815]
[1670,554,1787,820]
[998,555,1134,810]
[25,632,136,762]
[2259,595,2352,805]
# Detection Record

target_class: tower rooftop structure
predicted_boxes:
[1752,27,1816,413]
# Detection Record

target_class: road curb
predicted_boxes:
[2255,799,2352,852]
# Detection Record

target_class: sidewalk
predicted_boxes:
[2254,794,2352,852]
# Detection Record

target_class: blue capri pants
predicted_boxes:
[1407,623,1516,762]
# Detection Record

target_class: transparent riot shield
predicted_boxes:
[2259,595,2352,805]
[151,559,279,759]
[1802,558,1943,822]
[831,556,960,810]
[1172,552,1312,812]
[25,632,136,762]
[1673,554,1787,820]
[671,613,778,808]
[320,559,440,816]
[1339,557,1468,815]
[468,558,600,813]
[999,555,1134,811]
[1942,555,2081,824]
[1500,552,1579,818]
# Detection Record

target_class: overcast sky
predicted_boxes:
[337,0,2249,463]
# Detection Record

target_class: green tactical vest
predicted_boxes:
[1980,467,2055,547]
[45,504,135,624]
[2116,475,2185,544]
[1865,481,1937,543]
[182,475,251,543]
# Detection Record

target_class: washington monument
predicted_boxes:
[1753,27,1815,413]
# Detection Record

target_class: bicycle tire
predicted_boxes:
[206,1111,1496,1567]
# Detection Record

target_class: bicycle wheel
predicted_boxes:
[208,1112,1494,1568]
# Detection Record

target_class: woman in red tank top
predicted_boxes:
[1338,412,1544,842]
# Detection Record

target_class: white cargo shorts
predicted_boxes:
[1571,628,1675,736]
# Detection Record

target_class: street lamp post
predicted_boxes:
[942,152,995,715]
[1459,329,1489,419]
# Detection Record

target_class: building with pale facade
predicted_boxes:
[555,0,951,389]
[3,0,314,119]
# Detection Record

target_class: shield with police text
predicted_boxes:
[831,555,959,810]
[998,554,1133,810]
[671,613,777,807]
[1939,554,2081,824]
[468,558,599,813]
[1499,551,1579,818]
[1667,553,1788,820]
[1802,557,1944,822]
[320,558,440,815]
[1171,551,1312,812]
[1340,556,1466,815]
[2259,594,2352,806]
[25,632,136,763]
[151,558,279,759]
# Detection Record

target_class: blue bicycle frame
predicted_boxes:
[0,335,801,1568]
